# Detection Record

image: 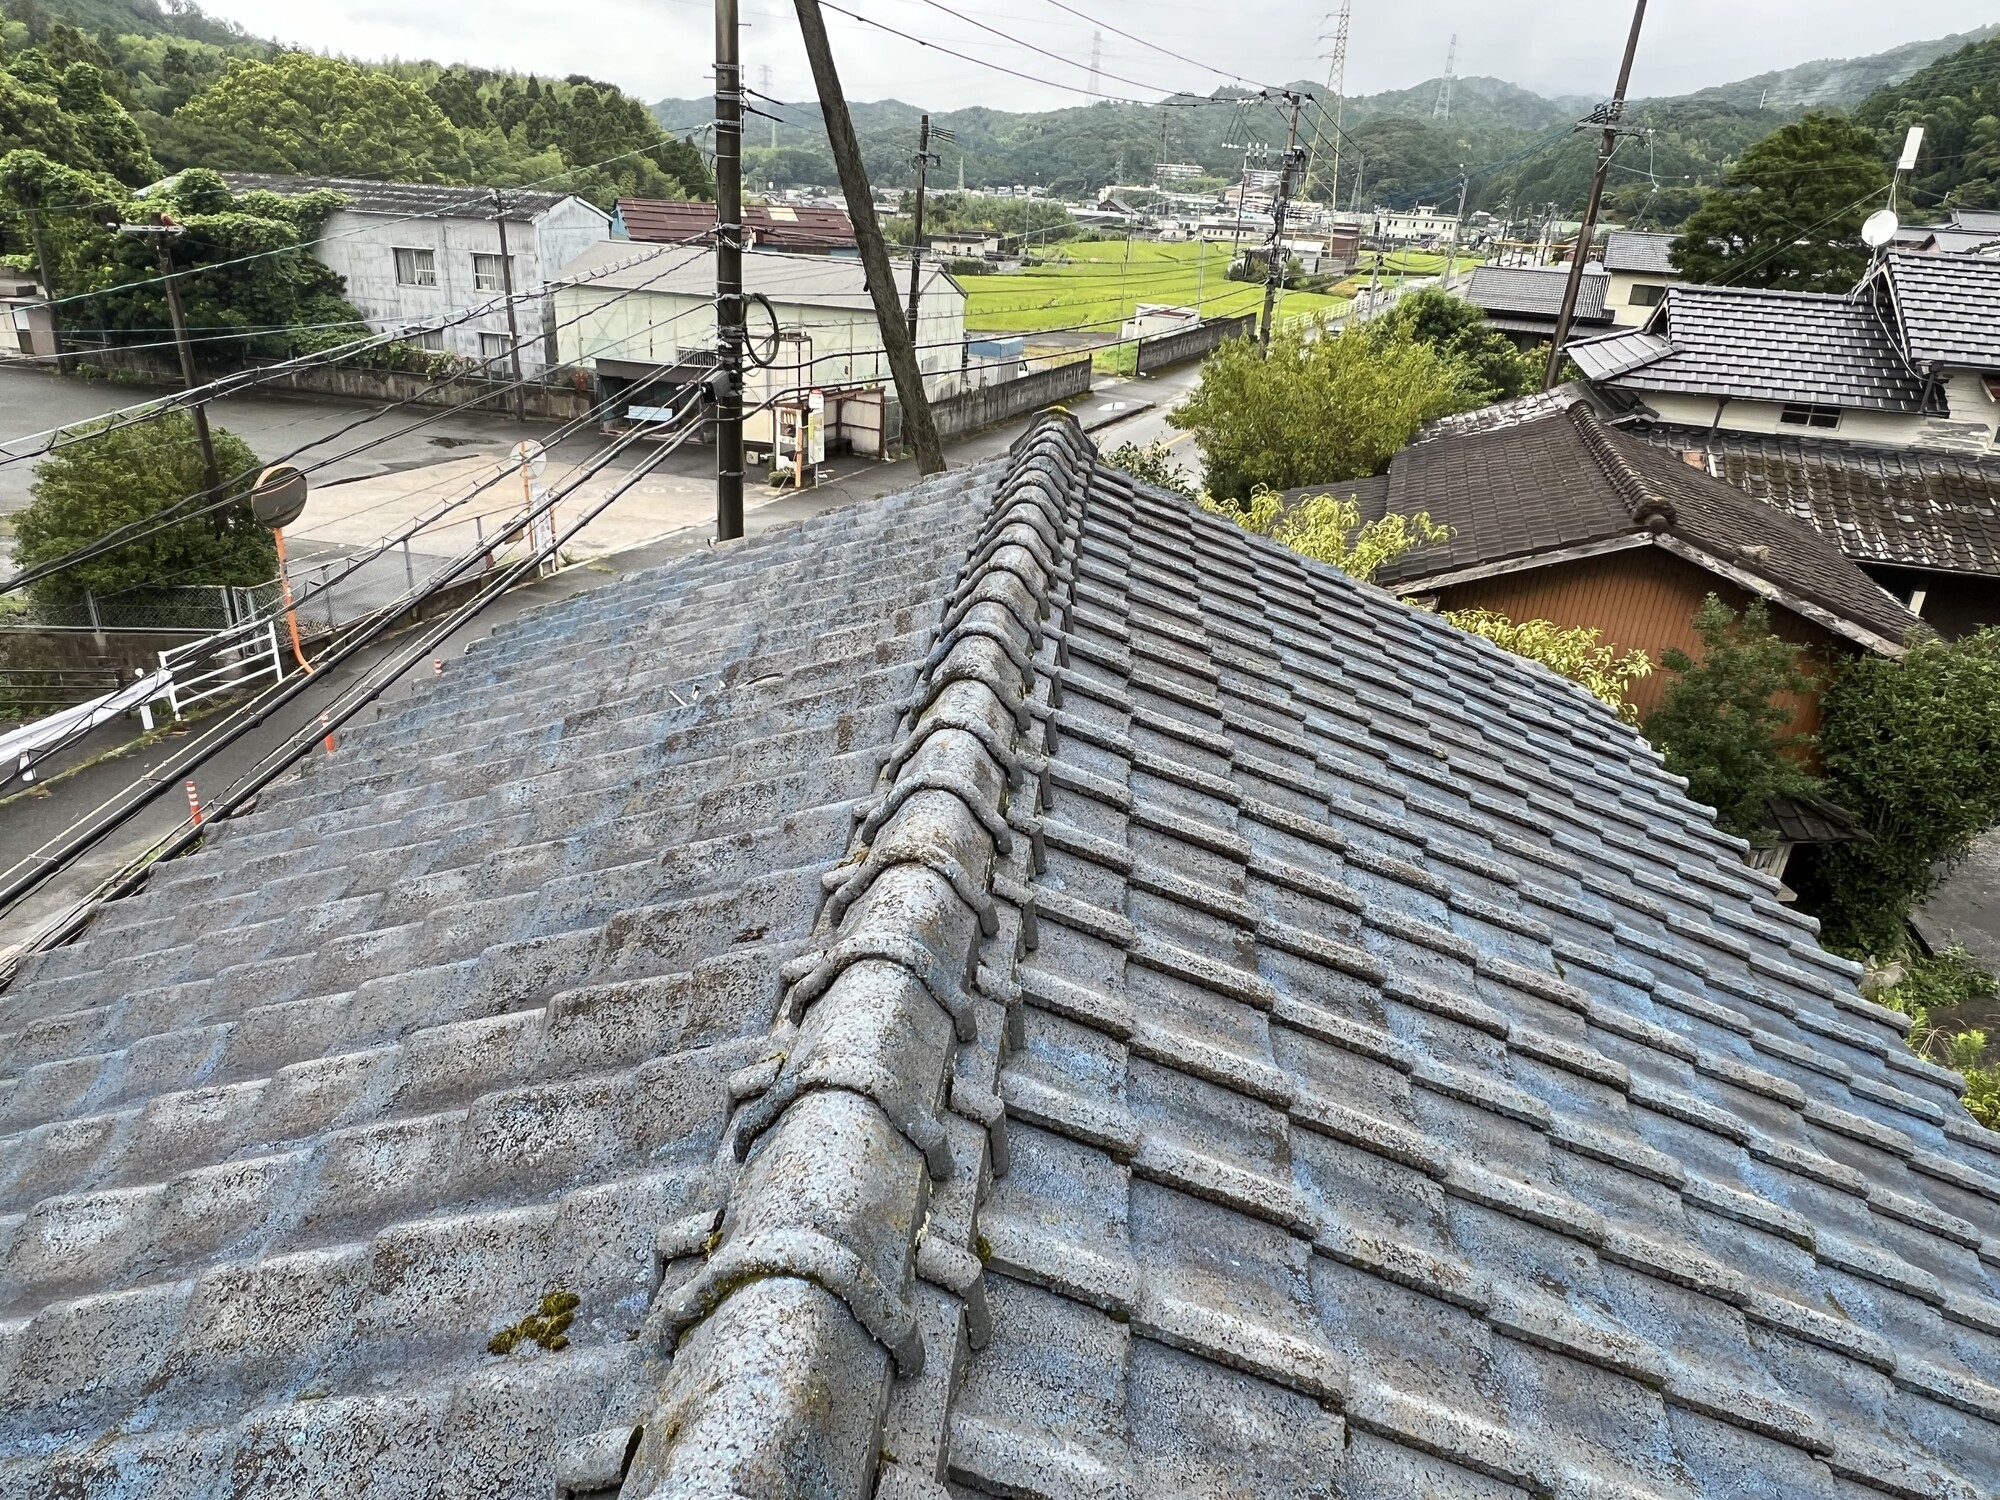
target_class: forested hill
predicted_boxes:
[654,24,2000,222]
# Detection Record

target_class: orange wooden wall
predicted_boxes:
[1428,546,1850,732]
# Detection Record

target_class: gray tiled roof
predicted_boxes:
[1466,262,1612,323]
[1364,404,1921,647]
[1603,231,1680,276]
[1631,424,2000,577]
[1570,285,1929,413]
[1872,252,2000,369]
[4,417,1997,1498]
[214,172,589,223]
[1413,383,1595,443]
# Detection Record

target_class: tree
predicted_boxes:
[1,45,157,183]
[171,54,471,180]
[12,412,276,615]
[1372,287,1543,405]
[1853,35,2000,211]
[1641,596,1821,841]
[1671,114,1889,293]
[1,164,365,358]
[1799,629,2000,956]
[1202,488,1449,583]
[1170,321,1469,502]
[1442,610,1654,719]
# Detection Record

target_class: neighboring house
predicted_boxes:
[1601,229,1680,325]
[1893,206,2000,256]
[612,198,858,254]
[1462,261,1613,351]
[1628,426,2000,638]
[551,240,967,438]
[1341,400,1920,726]
[216,173,611,378]
[5,411,1996,1499]
[1569,253,2000,454]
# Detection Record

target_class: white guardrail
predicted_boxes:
[3,616,286,787]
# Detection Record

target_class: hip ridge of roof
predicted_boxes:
[620,413,1093,1495]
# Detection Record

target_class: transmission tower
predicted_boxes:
[1432,34,1457,120]
[1088,31,1103,98]
[1306,1,1352,209]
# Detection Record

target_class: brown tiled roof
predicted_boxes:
[1363,403,1921,649]
[1629,425,2000,578]
[615,198,856,251]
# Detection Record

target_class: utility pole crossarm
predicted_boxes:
[1544,0,1648,390]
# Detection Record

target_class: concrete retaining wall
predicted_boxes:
[926,359,1093,442]
[1134,313,1256,376]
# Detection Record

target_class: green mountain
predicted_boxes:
[1,0,246,46]
[654,26,2000,223]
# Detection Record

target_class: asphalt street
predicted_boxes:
[0,361,1202,954]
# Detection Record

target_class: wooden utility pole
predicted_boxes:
[118,219,220,495]
[1442,173,1469,285]
[1545,0,1648,390]
[23,207,66,371]
[489,189,528,422]
[905,113,935,337]
[792,0,945,474]
[1260,92,1305,352]
[716,0,747,538]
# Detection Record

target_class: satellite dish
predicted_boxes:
[250,464,309,530]
[1862,209,1899,250]
[510,440,547,478]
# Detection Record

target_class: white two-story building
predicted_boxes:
[219,174,612,377]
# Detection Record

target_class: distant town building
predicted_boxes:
[928,230,1005,259]
[1154,162,1205,184]
[1373,204,1459,244]
[210,173,611,377]
[1120,304,1201,342]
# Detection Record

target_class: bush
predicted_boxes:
[12,412,275,615]
[1872,947,2000,1130]
[1442,610,1654,719]
[1799,629,2000,955]
[1170,321,1468,502]
[1104,440,1194,499]
[1642,596,1820,841]
[1202,489,1448,584]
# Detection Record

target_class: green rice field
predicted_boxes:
[963,239,1460,340]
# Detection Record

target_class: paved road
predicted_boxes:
[0,366,1196,953]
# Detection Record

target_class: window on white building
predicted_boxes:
[479,332,515,363]
[412,330,445,352]
[1779,403,1842,430]
[472,253,512,293]
[394,247,438,287]
[1628,283,1667,308]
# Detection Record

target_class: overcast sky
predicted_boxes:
[204,1,1995,111]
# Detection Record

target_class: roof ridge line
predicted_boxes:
[619,412,1094,1497]
[1569,402,1675,532]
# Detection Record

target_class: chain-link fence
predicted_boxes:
[4,582,287,633]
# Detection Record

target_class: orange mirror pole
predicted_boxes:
[272,526,313,675]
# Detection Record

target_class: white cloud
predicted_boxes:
[201,0,1996,110]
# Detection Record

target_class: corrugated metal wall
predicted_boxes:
[1431,546,1846,732]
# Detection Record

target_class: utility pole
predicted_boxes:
[23,207,66,371]
[906,112,936,338]
[1545,0,1647,389]
[117,218,219,495]
[716,0,747,539]
[490,190,527,422]
[1441,172,1468,285]
[792,0,945,474]
[1260,91,1305,352]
